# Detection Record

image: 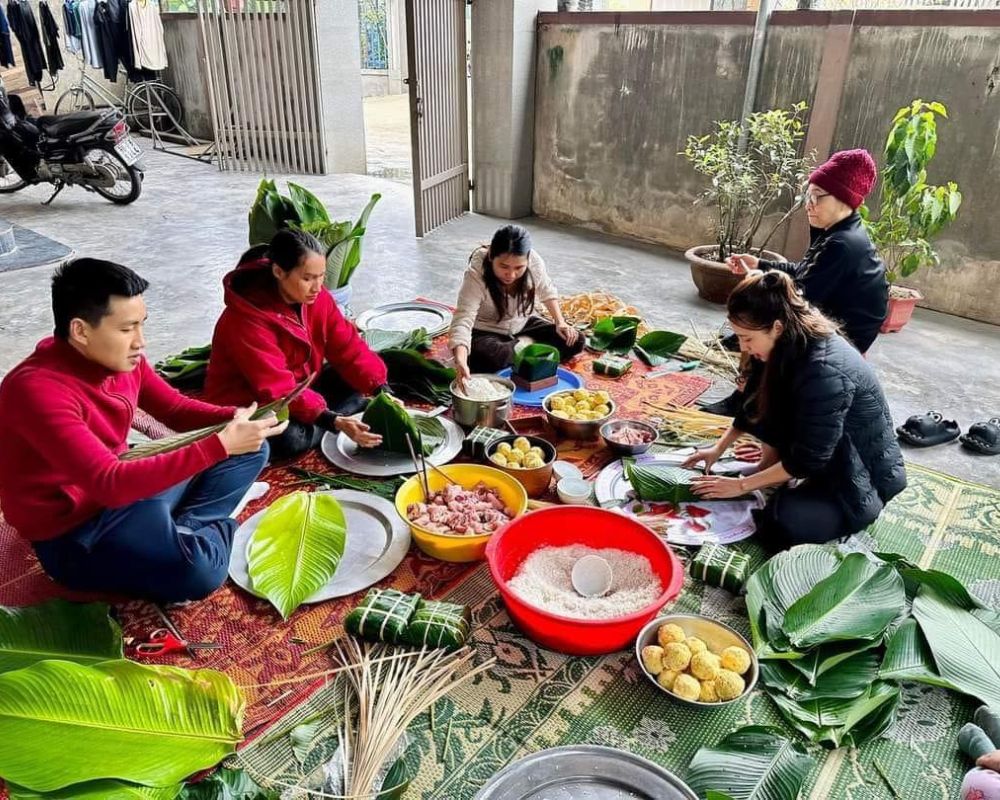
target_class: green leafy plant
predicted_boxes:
[247,492,348,620]
[0,600,123,673]
[361,393,445,456]
[633,330,687,367]
[587,316,641,355]
[0,660,243,792]
[247,179,381,289]
[682,102,814,260]
[860,100,962,288]
[513,343,560,381]
[686,726,815,800]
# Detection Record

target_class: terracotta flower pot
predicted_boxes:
[685,245,786,304]
[880,287,922,333]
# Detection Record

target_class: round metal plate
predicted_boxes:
[496,367,584,407]
[593,455,759,546]
[354,301,453,338]
[319,411,464,477]
[229,489,411,602]
[473,745,697,800]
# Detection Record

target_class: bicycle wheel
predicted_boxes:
[54,88,96,115]
[126,82,184,135]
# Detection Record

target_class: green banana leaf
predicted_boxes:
[178,767,280,799]
[287,183,330,226]
[760,650,880,701]
[8,781,181,799]
[362,327,432,353]
[912,585,1000,708]
[248,179,298,246]
[247,492,347,620]
[587,315,641,355]
[781,553,905,649]
[686,725,815,800]
[633,330,688,367]
[623,460,701,503]
[380,349,457,406]
[785,638,882,685]
[0,660,243,792]
[513,343,560,381]
[362,392,436,456]
[0,600,123,674]
[900,566,986,609]
[768,680,900,749]
[878,617,959,690]
[326,193,381,288]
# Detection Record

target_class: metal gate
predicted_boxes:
[196,0,326,173]
[404,0,470,237]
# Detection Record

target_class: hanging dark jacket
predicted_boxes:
[93,0,119,81]
[735,333,906,535]
[759,212,888,354]
[38,2,63,76]
[0,4,15,68]
[6,0,46,85]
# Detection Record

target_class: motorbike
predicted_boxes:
[0,83,144,205]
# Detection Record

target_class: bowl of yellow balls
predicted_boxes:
[486,435,557,498]
[634,614,757,707]
[543,388,616,440]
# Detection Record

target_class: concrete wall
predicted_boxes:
[532,10,1000,324]
[162,15,214,141]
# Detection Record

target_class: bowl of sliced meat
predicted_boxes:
[600,419,658,456]
[395,464,528,562]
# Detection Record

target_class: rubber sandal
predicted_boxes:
[960,418,1000,456]
[896,411,961,447]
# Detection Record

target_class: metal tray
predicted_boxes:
[354,300,453,338]
[473,745,697,800]
[320,411,464,477]
[229,489,411,602]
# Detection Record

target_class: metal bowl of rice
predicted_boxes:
[450,374,515,429]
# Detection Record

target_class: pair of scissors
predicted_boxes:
[135,628,222,657]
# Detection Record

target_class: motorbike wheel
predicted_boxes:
[54,89,96,115]
[0,157,27,193]
[86,146,143,205]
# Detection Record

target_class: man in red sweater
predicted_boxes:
[0,259,288,603]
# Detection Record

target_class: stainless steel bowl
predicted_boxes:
[450,374,515,429]
[543,392,616,440]
[601,419,658,455]
[634,613,758,708]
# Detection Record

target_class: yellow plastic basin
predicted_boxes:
[395,463,529,562]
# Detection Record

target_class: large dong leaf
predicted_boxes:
[178,767,280,799]
[286,183,330,226]
[587,315,641,355]
[247,179,280,246]
[8,780,181,799]
[361,392,437,457]
[768,681,900,749]
[633,330,687,367]
[760,651,880,702]
[623,460,701,504]
[0,599,123,673]
[878,617,959,690]
[361,327,432,353]
[900,566,985,609]
[380,349,457,406]
[248,492,347,620]
[781,553,904,649]
[0,660,243,792]
[786,639,882,686]
[687,725,815,800]
[912,586,1000,709]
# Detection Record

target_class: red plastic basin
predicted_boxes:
[485,506,685,655]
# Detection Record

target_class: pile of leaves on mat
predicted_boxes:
[155,344,212,390]
[746,544,1000,749]
[360,326,456,406]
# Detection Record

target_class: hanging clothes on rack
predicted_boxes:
[62,0,81,54]
[78,0,103,69]
[93,0,119,80]
[128,0,165,71]
[6,0,46,86]
[0,3,16,68]
[38,2,64,76]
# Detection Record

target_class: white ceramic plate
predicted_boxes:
[320,410,463,477]
[594,455,761,546]
[228,489,411,602]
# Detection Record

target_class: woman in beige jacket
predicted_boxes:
[449,225,582,388]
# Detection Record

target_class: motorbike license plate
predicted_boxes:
[114,134,143,166]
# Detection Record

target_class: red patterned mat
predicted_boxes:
[0,331,711,743]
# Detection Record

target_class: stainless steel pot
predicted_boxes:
[450,374,515,429]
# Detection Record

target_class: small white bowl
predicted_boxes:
[557,477,592,505]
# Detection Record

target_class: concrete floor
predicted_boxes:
[0,147,997,488]
[364,94,412,184]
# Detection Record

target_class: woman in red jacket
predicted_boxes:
[205,230,391,459]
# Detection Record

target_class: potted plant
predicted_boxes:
[860,100,962,333]
[248,179,381,309]
[681,102,814,303]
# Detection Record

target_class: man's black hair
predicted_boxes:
[51,258,150,339]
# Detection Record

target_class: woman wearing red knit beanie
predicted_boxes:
[728,149,888,354]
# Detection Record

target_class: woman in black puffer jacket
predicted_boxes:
[684,271,906,552]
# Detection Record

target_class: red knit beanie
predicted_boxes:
[808,149,878,209]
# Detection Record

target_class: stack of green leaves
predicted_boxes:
[587,316,641,355]
[361,392,446,456]
[154,344,212,390]
[0,600,244,800]
[634,330,688,367]
[362,327,432,353]
[512,343,560,381]
[247,492,348,620]
[379,349,457,406]
[344,589,422,645]
[623,459,701,503]
[746,545,1000,750]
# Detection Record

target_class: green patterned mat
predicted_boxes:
[236,464,1000,799]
